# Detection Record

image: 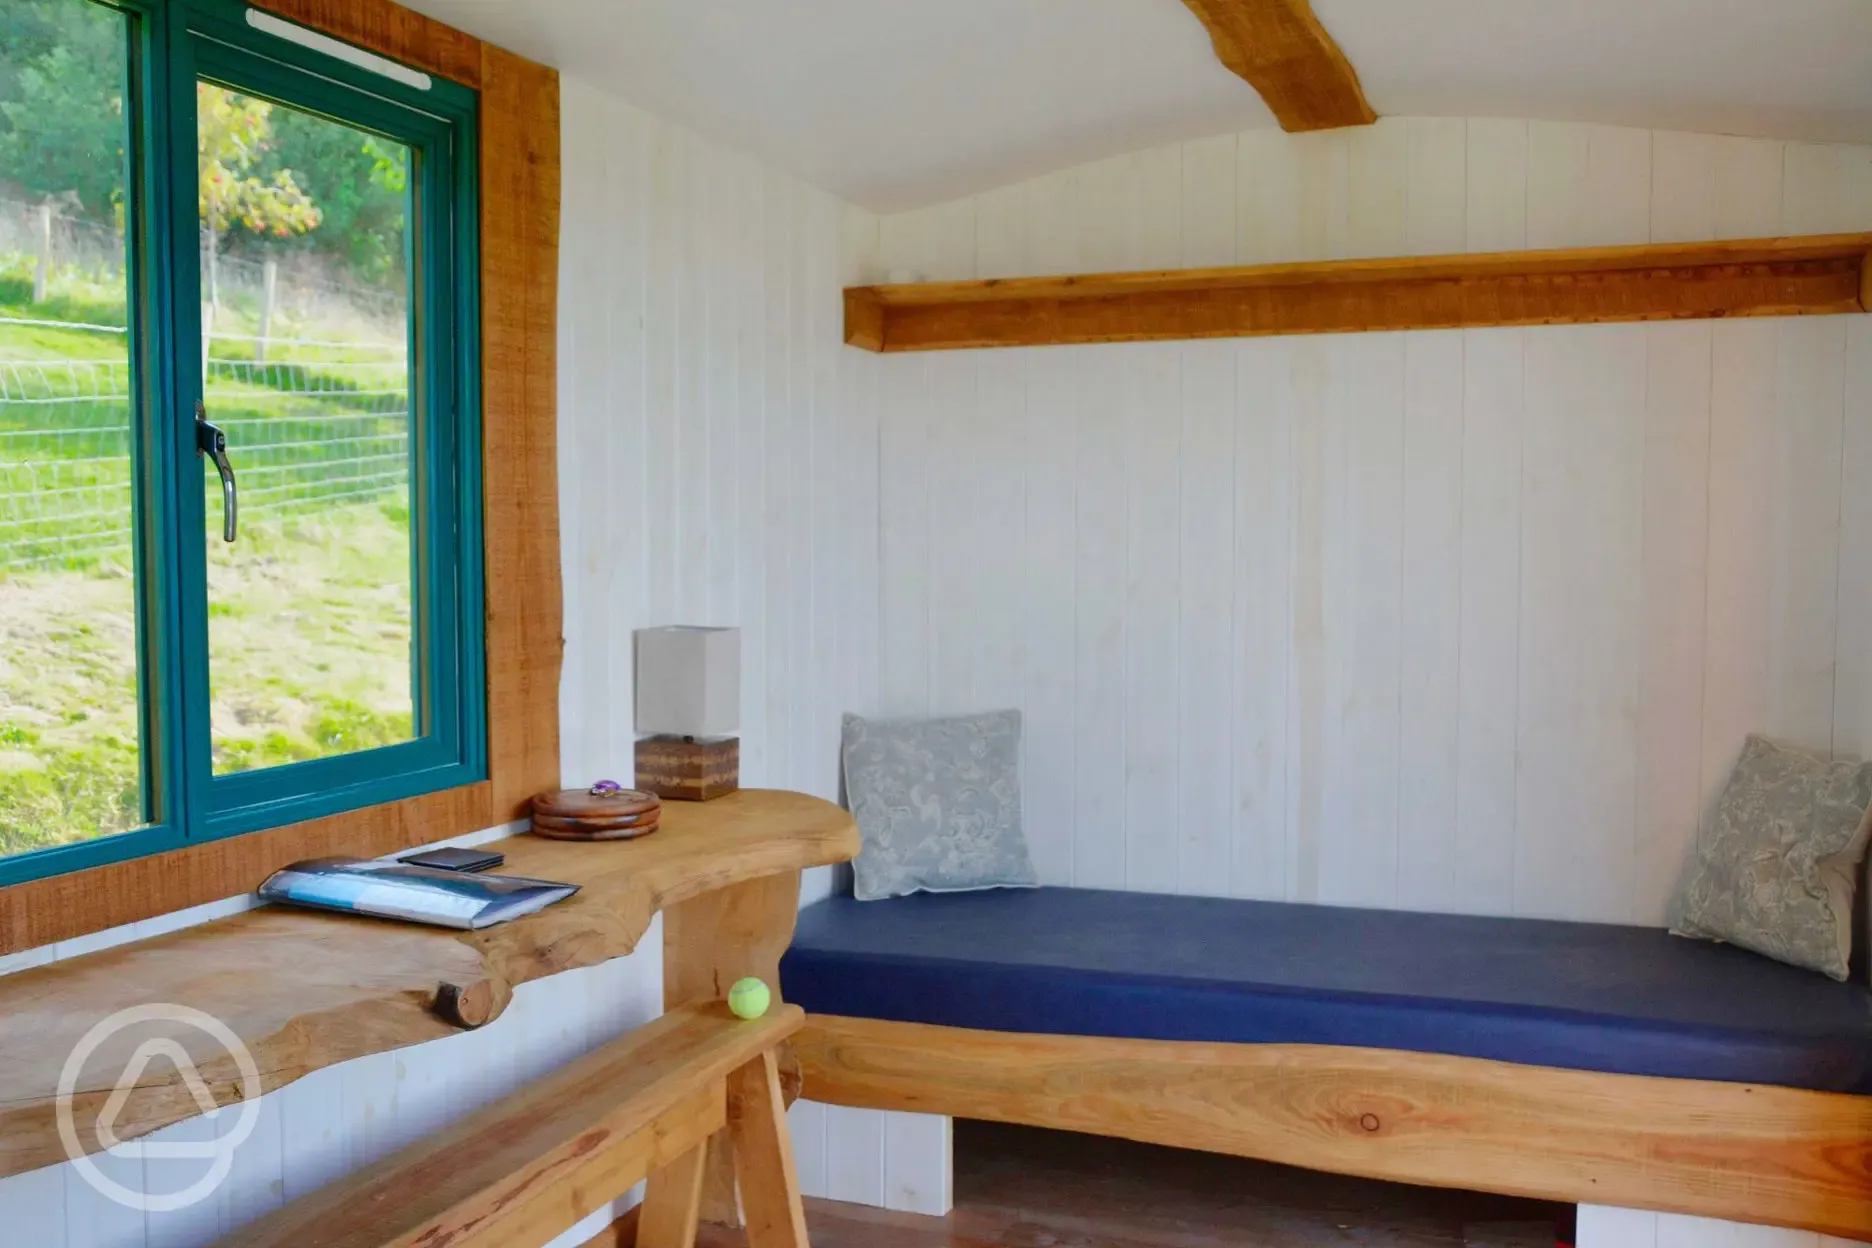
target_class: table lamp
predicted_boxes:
[633,625,740,801]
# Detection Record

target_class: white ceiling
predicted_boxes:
[1320,0,1872,154]
[403,0,1872,211]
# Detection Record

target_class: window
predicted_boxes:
[0,0,483,885]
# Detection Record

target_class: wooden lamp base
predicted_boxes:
[636,735,740,801]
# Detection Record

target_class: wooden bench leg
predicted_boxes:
[696,1130,740,1225]
[638,1136,711,1248]
[727,1049,810,1248]
[662,874,805,1232]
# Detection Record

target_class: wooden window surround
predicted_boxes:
[0,0,562,957]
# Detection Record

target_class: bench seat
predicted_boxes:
[221,1001,808,1248]
[780,887,1872,1094]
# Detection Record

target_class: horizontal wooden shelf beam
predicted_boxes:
[844,233,1872,353]
[0,790,857,1180]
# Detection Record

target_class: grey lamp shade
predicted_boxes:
[634,626,741,739]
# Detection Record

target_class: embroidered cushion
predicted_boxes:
[1670,735,1872,981]
[842,709,1037,902]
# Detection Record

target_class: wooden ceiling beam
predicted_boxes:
[842,234,1872,353]
[1179,0,1376,131]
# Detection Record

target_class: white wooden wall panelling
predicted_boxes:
[1328,335,1405,907]
[1453,327,1524,911]
[1577,1203,1868,1248]
[1123,343,1182,893]
[1231,339,1292,900]
[1635,323,1713,916]
[880,353,931,714]
[1285,337,1330,902]
[1075,346,1130,890]
[1180,135,1237,268]
[1516,326,1647,922]
[1396,331,1464,911]
[676,128,709,625]
[930,353,980,712]
[1784,143,1872,235]
[871,115,1872,921]
[971,352,1027,718]
[1177,340,1236,894]
[1465,120,1529,252]
[1023,346,1082,887]
[734,163,772,787]
[1405,120,1468,255]
[759,168,795,786]
[1838,319,1872,761]
[1773,321,1847,750]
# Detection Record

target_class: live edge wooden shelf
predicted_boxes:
[844,232,1872,353]
[0,788,857,1181]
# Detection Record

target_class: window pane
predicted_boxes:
[0,0,145,854]
[197,85,416,775]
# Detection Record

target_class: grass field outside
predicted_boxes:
[0,252,416,858]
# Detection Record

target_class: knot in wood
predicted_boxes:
[1358,1113,1381,1133]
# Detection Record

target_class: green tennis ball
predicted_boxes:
[728,976,772,1020]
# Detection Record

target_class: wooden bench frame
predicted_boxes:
[222,1003,811,1248]
[795,1013,1872,1240]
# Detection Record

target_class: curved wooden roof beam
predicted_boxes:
[1180,0,1377,131]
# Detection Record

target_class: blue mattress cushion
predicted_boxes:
[780,887,1872,1093]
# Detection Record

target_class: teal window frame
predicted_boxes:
[0,0,486,888]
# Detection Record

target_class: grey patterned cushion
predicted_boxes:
[842,710,1038,902]
[1669,735,1872,981]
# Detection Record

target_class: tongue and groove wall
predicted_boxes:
[852,118,1872,927]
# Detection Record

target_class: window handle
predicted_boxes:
[195,401,237,543]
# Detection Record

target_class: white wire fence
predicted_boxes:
[0,195,405,324]
[0,196,412,572]
[0,320,409,571]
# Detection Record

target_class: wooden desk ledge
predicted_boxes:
[0,789,857,1180]
[221,1001,806,1248]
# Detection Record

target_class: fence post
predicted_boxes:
[257,258,278,365]
[204,228,219,311]
[33,202,53,303]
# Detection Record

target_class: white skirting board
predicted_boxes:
[1577,1206,1868,1247]
[789,1101,952,1217]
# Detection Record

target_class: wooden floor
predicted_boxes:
[688,1121,1574,1247]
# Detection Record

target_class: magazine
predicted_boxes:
[259,856,580,930]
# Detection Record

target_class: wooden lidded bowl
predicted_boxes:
[530,781,662,841]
